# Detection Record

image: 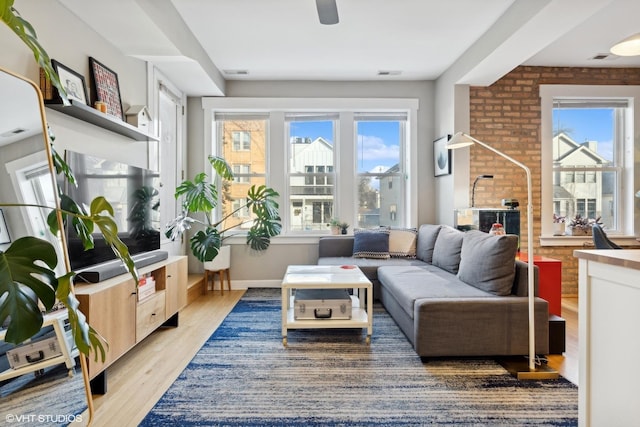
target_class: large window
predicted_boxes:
[205,97,418,235]
[215,114,268,229]
[551,99,624,230]
[286,114,337,231]
[356,115,405,228]
[541,85,640,240]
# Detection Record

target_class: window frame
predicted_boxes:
[540,85,640,246]
[201,97,419,238]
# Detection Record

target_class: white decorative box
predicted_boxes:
[138,276,156,301]
[6,336,62,369]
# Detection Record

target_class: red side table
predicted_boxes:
[516,253,562,316]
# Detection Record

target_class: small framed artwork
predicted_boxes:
[433,134,452,177]
[51,59,89,105]
[0,209,11,244]
[89,57,124,120]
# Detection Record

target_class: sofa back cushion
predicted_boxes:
[431,226,464,274]
[352,228,391,259]
[457,230,518,296]
[415,224,442,263]
[389,227,418,258]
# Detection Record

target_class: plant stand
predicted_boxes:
[203,245,231,295]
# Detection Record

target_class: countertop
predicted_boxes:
[573,249,640,270]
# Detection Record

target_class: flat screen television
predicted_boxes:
[60,150,161,273]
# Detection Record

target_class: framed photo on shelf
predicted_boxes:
[89,57,124,120]
[0,209,11,244]
[50,59,89,105]
[433,134,452,177]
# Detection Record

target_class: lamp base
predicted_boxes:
[497,357,559,380]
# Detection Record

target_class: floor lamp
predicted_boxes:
[447,132,557,379]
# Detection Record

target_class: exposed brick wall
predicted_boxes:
[469,66,640,296]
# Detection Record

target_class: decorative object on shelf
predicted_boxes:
[89,56,124,120]
[125,105,152,131]
[94,101,107,113]
[552,213,566,236]
[488,223,505,236]
[165,156,282,263]
[447,132,557,380]
[471,174,493,207]
[565,214,601,236]
[339,222,350,234]
[50,59,88,105]
[0,208,11,244]
[327,218,341,234]
[433,134,452,177]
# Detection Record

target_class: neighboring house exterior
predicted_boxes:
[552,132,613,226]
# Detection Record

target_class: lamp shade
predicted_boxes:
[610,32,640,56]
[447,132,475,149]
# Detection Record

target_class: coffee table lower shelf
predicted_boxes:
[282,295,371,346]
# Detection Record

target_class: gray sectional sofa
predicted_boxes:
[317,224,549,357]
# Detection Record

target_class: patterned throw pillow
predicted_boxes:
[388,228,418,258]
[352,229,390,259]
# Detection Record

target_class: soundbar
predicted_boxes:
[74,250,169,283]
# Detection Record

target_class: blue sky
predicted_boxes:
[553,108,614,161]
[290,121,400,173]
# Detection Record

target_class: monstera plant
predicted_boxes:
[166,155,282,262]
[0,1,135,361]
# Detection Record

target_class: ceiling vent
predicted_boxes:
[377,70,402,76]
[589,53,617,60]
[223,69,249,75]
[1,128,26,138]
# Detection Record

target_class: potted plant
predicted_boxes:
[338,221,350,235]
[327,218,341,235]
[0,3,127,360]
[165,155,282,263]
[553,213,566,236]
[565,214,602,236]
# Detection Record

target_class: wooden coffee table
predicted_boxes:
[281,265,373,346]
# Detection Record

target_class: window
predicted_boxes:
[232,131,250,151]
[287,114,337,231]
[215,114,268,228]
[204,97,418,235]
[355,114,406,228]
[540,85,640,240]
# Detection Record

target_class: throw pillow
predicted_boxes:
[431,226,464,274]
[352,229,390,259]
[415,224,442,263]
[457,230,519,296]
[388,227,418,258]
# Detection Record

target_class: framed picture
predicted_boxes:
[433,134,452,177]
[51,59,89,105]
[89,57,124,120]
[0,209,11,244]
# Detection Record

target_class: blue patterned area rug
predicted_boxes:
[141,289,577,426]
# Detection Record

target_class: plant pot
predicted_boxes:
[566,226,591,236]
[203,245,231,271]
[553,222,565,236]
[330,226,340,235]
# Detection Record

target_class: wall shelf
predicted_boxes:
[46,99,159,142]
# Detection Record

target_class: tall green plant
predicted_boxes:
[0,1,136,362]
[166,156,282,262]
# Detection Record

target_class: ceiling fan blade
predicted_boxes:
[316,0,339,25]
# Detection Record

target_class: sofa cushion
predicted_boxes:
[352,229,390,259]
[415,224,442,263]
[389,228,418,258]
[431,226,463,274]
[457,230,518,296]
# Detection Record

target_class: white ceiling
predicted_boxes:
[57,0,640,96]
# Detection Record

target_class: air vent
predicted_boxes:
[223,69,249,75]
[377,70,402,76]
[590,53,617,60]
[1,128,26,138]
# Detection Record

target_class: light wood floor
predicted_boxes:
[87,291,579,426]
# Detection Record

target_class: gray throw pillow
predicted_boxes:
[352,229,390,259]
[415,224,442,263]
[431,226,463,274]
[457,230,518,296]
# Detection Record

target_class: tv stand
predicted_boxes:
[74,256,187,394]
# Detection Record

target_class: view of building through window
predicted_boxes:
[552,101,624,230]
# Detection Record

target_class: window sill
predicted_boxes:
[224,233,335,245]
[540,234,639,247]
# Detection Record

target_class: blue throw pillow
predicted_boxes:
[352,229,390,259]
